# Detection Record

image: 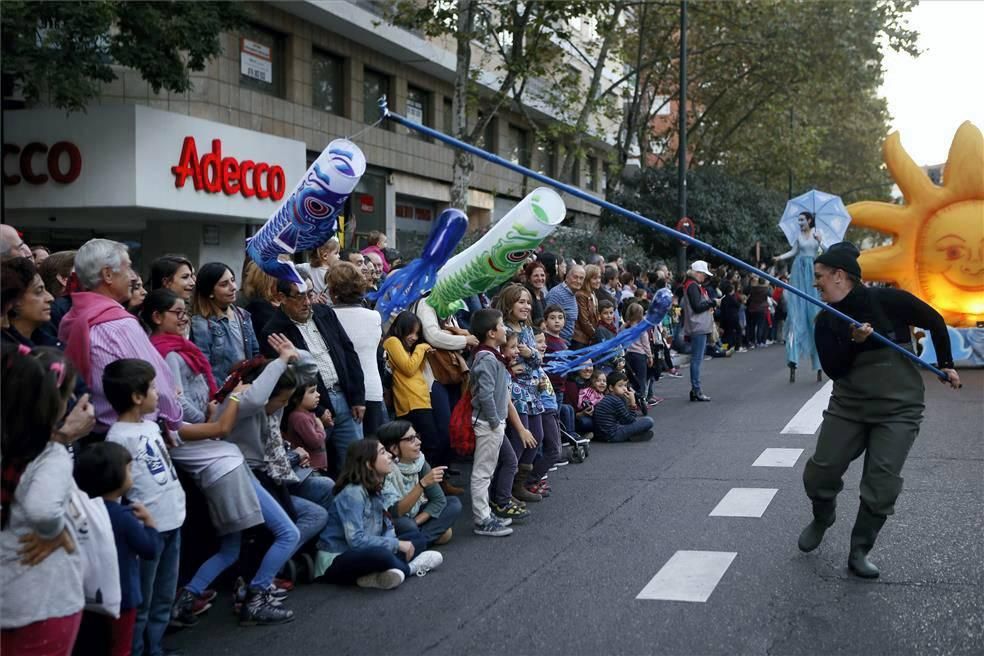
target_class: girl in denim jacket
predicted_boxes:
[189,263,260,385]
[315,440,443,589]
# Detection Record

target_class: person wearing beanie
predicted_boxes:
[682,260,718,402]
[798,241,961,579]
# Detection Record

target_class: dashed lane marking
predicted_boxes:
[780,380,833,434]
[752,448,804,468]
[636,550,738,603]
[709,488,779,518]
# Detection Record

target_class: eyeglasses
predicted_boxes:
[286,290,316,300]
[166,309,188,319]
[399,433,422,444]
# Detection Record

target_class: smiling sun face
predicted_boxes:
[847,121,984,327]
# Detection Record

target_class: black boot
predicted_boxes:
[690,389,711,402]
[797,500,835,552]
[847,505,887,579]
[788,362,796,383]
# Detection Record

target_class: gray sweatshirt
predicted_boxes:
[469,350,510,429]
[225,358,289,469]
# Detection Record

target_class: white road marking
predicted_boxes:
[709,488,779,518]
[637,550,738,602]
[752,448,804,468]
[781,380,833,434]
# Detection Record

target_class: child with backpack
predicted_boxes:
[468,309,535,536]
[592,372,655,443]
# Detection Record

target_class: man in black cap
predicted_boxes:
[798,241,961,578]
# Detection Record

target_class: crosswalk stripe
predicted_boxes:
[781,380,833,434]
[636,550,738,602]
[709,488,779,517]
[752,448,804,468]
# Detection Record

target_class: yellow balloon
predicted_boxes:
[848,122,984,327]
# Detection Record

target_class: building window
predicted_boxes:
[406,86,430,139]
[601,162,609,192]
[533,139,555,177]
[443,97,453,136]
[395,196,437,238]
[363,68,390,124]
[239,23,286,98]
[477,112,495,153]
[507,125,529,167]
[313,50,344,116]
[586,155,598,191]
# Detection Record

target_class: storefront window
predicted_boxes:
[313,50,344,116]
[239,23,286,98]
[363,69,390,124]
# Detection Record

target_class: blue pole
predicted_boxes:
[377,97,950,382]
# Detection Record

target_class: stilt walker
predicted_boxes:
[773,211,824,383]
[798,242,961,578]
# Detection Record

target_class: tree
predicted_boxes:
[383,0,604,211]
[607,0,918,202]
[1,1,247,112]
[605,166,788,264]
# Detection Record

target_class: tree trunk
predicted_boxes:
[450,0,475,212]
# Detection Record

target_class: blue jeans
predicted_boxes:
[393,496,462,547]
[689,332,708,393]
[318,546,410,585]
[556,403,575,434]
[596,416,655,443]
[290,495,328,555]
[430,381,461,465]
[362,400,387,436]
[185,479,299,595]
[289,474,334,510]
[134,528,180,656]
[328,390,364,473]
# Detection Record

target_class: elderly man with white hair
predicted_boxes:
[58,238,183,435]
[0,224,32,259]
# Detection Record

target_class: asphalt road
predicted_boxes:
[170,345,984,656]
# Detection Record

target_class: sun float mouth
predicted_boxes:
[941,273,984,292]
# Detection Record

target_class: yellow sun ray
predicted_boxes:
[848,122,984,327]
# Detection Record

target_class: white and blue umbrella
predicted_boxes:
[778,189,852,248]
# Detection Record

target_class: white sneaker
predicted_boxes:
[356,568,405,590]
[408,550,444,577]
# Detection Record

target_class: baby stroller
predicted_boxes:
[558,423,591,464]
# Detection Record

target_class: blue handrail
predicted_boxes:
[377,97,950,382]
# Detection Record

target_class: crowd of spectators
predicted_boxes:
[1,223,794,655]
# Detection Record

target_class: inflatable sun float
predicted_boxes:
[848,122,984,327]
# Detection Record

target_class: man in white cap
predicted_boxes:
[682,260,719,401]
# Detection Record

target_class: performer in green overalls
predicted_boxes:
[797,242,961,578]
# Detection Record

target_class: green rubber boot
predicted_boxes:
[847,505,887,579]
[798,500,835,553]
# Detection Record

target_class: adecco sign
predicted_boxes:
[2,105,305,220]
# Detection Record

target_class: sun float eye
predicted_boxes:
[847,122,984,326]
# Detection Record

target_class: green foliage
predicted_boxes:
[1,0,247,111]
[605,166,789,264]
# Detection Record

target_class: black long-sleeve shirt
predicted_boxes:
[814,286,953,380]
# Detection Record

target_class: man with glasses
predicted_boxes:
[260,277,366,475]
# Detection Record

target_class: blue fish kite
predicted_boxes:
[545,288,674,375]
[368,208,468,319]
[246,139,366,286]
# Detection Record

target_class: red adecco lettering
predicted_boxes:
[171,137,285,201]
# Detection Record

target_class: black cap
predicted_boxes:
[816,241,861,278]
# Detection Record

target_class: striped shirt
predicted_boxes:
[89,319,183,431]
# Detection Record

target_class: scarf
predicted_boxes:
[59,291,133,384]
[150,333,218,396]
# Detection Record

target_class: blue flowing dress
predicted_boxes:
[776,232,823,371]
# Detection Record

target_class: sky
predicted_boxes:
[879,0,984,166]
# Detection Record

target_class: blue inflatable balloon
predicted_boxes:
[368,209,468,318]
[545,288,674,375]
[246,139,366,287]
